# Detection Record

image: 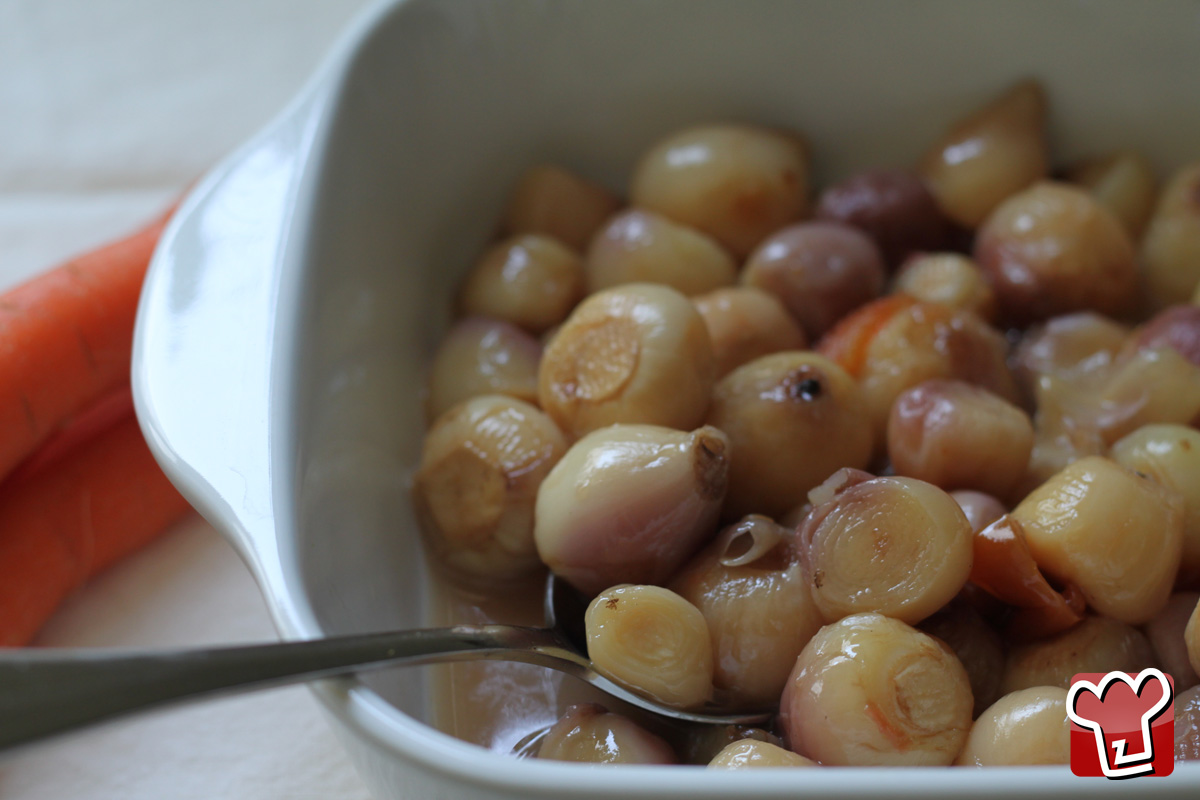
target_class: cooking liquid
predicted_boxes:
[429,569,609,755]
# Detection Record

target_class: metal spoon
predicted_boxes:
[0,575,771,754]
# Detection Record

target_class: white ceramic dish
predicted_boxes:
[133,0,1200,796]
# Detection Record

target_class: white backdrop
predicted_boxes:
[0,1,378,797]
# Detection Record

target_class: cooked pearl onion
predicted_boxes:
[425,317,542,421]
[413,395,566,582]
[974,181,1139,323]
[1141,163,1200,308]
[780,613,973,766]
[1010,456,1183,624]
[708,739,816,769]
[537,704,676,765]
[457,235,584,334]
[585,584,714,709]
[585,210,737,296]
[919,79,1049,229]
[950,490,1007,534]
[630,123,810,258]
[955,687,1069,766]
[670,515,824,707]
[1178,686,1200,762]
[1188,600,1200,679]
[892,253,996,321]
[799,473,973,624]
[919,601,1005,717]
[692,287,807,378]
[1067,150,1157,239]
[1144,592,1200,692]
[707,352,872,519]
[1000,617,1157,694]
[887,379,1033,499]
[1113,425,1200,583]
[741,221,886,340]
[538,283,714,438]
[502,164,621,252]
[534,424,728,596]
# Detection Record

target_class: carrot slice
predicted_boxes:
[969,514,1085,640]
[0,208,172,486]
[0,414,192,646]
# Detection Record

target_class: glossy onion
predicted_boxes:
[814,168,951,267]
[1144,592,1200,693]
[537,703,676,765]
[1010,456,1183,624]
[538,283,714,438]
[413,396,566,582]
[974,181,1139,324]
[457,235,584,334]
[534,424,728,596]
[1112,425,1200,582]
[818,297,1018,446]
[425,317,542,421]
[780,613,973,766]
[585,584,714,708]
[1091,346,1200,446]
[887,379,1034,499]
[692,287,807,378]
[708,739,816,769]
[1011,311,1129,398]
[891,253,996,321]
[1001,616,1156,695]
[630,123,810,258]
[1189,599,1200,679]
[918,79,1049,229]
[1141,163,1200,308]
[670,515,824,707]
[1067,150,1157,239]
[585,210,737,296]
[919,601,1005,717]
[707,352,872,518]
[502,164,621,252]
[741,221,887,340]
[1178,686,1200,762]
[799,471,973,624]
[955,687,1069,766]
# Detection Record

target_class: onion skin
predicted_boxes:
[534,424,728,596]
[968,514,1085,641]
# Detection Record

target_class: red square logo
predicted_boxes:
[1068,669,1174,778]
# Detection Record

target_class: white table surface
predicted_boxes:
[0,2,378,797]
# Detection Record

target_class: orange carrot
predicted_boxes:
[0,208,172,486]
[0,414,192,646]
[6,386,134,482]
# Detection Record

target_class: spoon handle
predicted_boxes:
[0,625,568,754]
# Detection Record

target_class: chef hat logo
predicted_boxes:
[1066,668,1172,779]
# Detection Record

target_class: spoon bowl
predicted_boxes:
[0,574,771,755]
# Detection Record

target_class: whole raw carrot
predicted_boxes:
[6,386,134,482]
[0,208,172,486]
[0,413,192,646]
